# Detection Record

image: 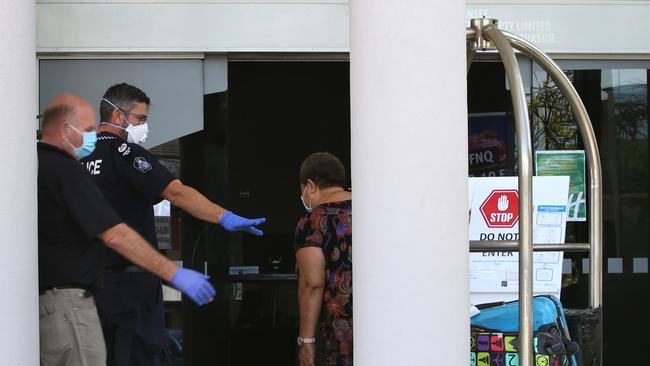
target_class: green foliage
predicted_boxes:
[530,71,578,151]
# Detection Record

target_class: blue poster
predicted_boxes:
[468,112,515,177]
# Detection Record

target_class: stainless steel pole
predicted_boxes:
[483,25,535,366]
[466,28,476,74]
[502,32,603,311]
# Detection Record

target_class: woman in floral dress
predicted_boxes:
[295,152,352,366]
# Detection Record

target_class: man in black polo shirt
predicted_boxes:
[38,94,216,366]
[80,83,266,365]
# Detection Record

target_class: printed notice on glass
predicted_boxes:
[154,200,171,250]
[468,176,569,304]
[536,150,586,221]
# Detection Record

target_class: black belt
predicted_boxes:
[105,265,146,273]
[39,284,93,297]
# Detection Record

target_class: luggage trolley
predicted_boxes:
[466,18,603,366]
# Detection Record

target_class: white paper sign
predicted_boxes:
[468,176,569,304]
[155,216,172,250]
[153,199,172,250]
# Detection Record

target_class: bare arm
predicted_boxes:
[161,179,226,224]
[161,179,266,236]
[98,223,178,281]
[297,246,326,366]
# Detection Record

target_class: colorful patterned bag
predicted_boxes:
[470,295,578,366]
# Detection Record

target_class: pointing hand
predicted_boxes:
[220,211,266,236]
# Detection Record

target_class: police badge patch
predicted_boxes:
[117,143,131,156]
[133,157,152,173]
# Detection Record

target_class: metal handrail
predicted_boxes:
[466,19,603,366]
[470,242,591,252]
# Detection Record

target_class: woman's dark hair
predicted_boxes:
[299,152,347,189]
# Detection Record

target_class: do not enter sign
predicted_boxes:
[479,189,519,228]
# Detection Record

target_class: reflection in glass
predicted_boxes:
[531,70,578,151]
[525,64,648,364]
[531,67,648,257]
[600,69,648,195]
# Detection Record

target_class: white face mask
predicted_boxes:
[125,122,149,144]
[300,184,312,213]
[102,98,149,144]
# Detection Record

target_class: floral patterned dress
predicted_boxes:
[295,200,353,366]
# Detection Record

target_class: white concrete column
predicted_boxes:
[351,1,468,365]
[0,0,39,364]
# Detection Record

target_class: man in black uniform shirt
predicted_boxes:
[81,83,267,365]
[38,94,216,366]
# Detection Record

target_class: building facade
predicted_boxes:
[0,1,647,364]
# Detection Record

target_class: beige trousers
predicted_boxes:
[39,288,106,366]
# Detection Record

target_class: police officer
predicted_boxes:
[81,83,267,365]
[38,94,216,366]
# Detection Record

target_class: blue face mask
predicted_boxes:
[67,125,97,159]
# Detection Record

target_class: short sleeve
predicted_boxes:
[115,144,176,204]
[294,209,325,251]
[61,166,122,239]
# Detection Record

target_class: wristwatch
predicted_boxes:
[297,336,316,346]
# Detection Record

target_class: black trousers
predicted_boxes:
[95,272,169,366]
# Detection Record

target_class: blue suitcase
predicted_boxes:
[470,295,579,366]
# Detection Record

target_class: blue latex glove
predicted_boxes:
[219,211,266,236]
[170,268,216,306]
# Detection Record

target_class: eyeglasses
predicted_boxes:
[124,112,148,123]
[103,98,148,123]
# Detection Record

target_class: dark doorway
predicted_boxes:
[181,61,351,366]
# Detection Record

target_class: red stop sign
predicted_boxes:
[480,189,519,228]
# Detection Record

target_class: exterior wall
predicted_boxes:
[36,0,349,53]
[0,1,40,364]
[351,1,469,364]
[37,0,650,54]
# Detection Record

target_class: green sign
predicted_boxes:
[535,150,586,221]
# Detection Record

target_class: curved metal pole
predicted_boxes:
[483,25,535,366]
[466,28,476,74]
[502,31,603,311]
